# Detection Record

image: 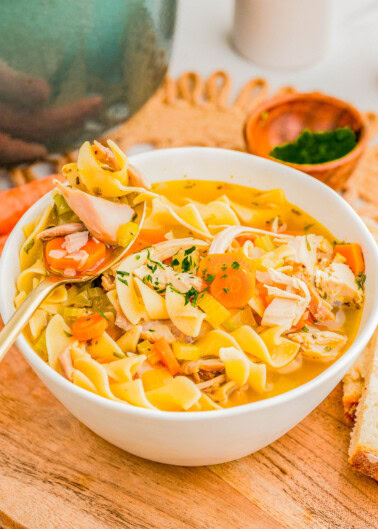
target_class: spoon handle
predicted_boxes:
[0,278,60,362]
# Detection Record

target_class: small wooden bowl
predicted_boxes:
[244,92,368,190]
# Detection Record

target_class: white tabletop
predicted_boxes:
[170,0,378,113]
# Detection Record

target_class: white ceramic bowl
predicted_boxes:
[1,148,377,466]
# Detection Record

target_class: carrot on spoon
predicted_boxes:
[0,174,63,235]
[45,236,107,273]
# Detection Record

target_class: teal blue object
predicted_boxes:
[0,0,176,163]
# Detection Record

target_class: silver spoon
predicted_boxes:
[0,201,146,362]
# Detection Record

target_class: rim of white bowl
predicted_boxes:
[1,147,378,422]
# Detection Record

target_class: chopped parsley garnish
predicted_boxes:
[135,255,141,260]
[325,346,332,352]
[231,261,240,269]
[116,270,129,286]
[304,223,314,231]
[204,273,216,283]
[98,311,110,321]
[302,326,309,333]
[291,208,301,215]
[221,264,227,271]
[223,287,229,294]
[142,274,153,284]
[321,292,328,300]
[63,331,73,338]
[251,201,260,207]
[355,272,366,290]
[146,249,164,269]
[171,258,180,267]
[184,246,196,255]
[181,255,192,273]
[24,239,35,254]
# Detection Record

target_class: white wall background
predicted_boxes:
[170,0,378,112]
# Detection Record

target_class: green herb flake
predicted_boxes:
[204,273,216,283]
[117,277,129,286]
[231,261,240,269]
[171,258,180,267]
[355,272,366,290]
[223,288,229,294]
[251,201,260,207]
[304,223,315,231]
[184,246,196,256]
[302,326,309,333]
[291,208,301,216]
[221,264,227,271]
[63,331,73,338]
[325,346,332,352]
[98,311,110,321]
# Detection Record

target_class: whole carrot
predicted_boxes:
[0,174,63,235]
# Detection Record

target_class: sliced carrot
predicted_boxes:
[126,229,167,256]
[210,267,254,309]
[198,250,255,280]
[236,235,256,246]
[72,313,108,342]
[0,174,63,235]
[153,337,180,376]
[334,243,365,275]
[45,236,107,272]
[0,233,9,257]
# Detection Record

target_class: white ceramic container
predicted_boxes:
[1,148,377,466]
[232,0,334,70]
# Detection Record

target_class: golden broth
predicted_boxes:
[153,179,362,407]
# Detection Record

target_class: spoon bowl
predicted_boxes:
[0,199,146,362]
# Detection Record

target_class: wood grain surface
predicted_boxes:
[0,339,376,529]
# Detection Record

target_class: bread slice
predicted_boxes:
[342,339,374,424]
[347,330,378,480]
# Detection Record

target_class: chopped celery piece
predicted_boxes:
[117,221,139,247]
[171,248,199,273]
[61,307,87,320]
[197,292,231,327]
[88,287,104,299]
[71,289,92,307]
[54,193,72,216]
[172,342,200,361]
[137,340,153,355]
[223,306,256,332]
[59,212,81,224]
[255,235,275,252]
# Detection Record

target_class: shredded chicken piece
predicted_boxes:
[257,268,311,328]
[140,321,175,343]
[62,231,89,254]
[134,262,204,294]
[180,359,225,376]
[152,238,208,262]
[37,223,85,241]
[315,263,363,308]
[196,374,226,391]
[307,282,335,322]
[288,329,347,360]
[55,182,134,245]
[59,347,74,381]
[101,273,116,291]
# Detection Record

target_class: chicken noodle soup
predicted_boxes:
[15,140,365,412]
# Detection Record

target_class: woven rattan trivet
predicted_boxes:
[9,70,378,226]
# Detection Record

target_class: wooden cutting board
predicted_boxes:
[1,72,377,529]
[0,339,377,529]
